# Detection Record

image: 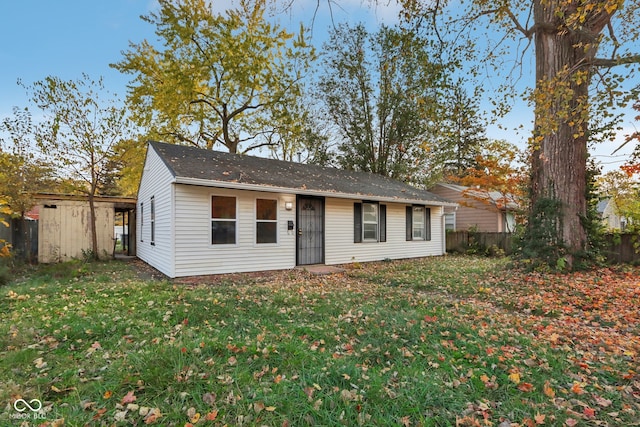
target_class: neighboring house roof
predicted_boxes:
[25,206,39,221]
[434,182,518,210]
[149,141,455,206]
[597,198,613,215]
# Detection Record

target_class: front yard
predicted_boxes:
[1,256,639,426]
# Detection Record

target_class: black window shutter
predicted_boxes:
[425,207,431,241]
[354,203,362,243]
[379,204,387,242]
[406,206,413,241]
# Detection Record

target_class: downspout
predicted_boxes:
[441,212,446,255]
[442,205,459,255]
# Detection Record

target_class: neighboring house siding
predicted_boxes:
[137,148,176,277]
[173,185,296,277]
[430,185,500,232]
[38,200,114,262]
[324,198,444,265]
[601,200,622,230]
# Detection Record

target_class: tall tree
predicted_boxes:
[441,85,488,179]
[26,74,135,260]
[112,0,315,154]
[401,0,640,268]
[318,23,450,184]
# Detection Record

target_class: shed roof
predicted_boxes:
[149,141,454,206]
[34,193,137,210]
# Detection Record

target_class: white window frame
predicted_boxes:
[211,195,237,246]
[412,206,426,241]
[444,212,456,231]
[256,198,278,245]
[362,202,379,242]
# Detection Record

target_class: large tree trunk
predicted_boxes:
[530,1,596,267]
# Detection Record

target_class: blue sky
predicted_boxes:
[0,0,393,115]
[0,0,635,171]
[0,1,157,117]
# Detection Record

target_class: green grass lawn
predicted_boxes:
[1,256,639,426]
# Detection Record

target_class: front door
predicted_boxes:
[297,196,324,265]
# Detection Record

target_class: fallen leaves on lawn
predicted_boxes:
[3,256,639,426]
[121,391,137,405]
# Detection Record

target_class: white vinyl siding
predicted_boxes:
[173,185,295,277]
[325,198,443,265]
[138,143,447,277]
[136,147,176,277]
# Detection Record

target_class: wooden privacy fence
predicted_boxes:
[603,233,640,264]
[446,231,640,264]
[0,217,38,261]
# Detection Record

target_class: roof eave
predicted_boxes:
[175,177,457,207]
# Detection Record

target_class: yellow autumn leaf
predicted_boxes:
[508,372,521,384]
[605,2,619,14]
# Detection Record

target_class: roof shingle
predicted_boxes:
[150,141,453,205]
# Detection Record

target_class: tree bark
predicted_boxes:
[530,0,594,267]
[88,193,99,261]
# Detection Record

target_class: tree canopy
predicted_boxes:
[112,0,316,154]
[318,22,451,184]
[0,107,54,219]
[452,139,527,229]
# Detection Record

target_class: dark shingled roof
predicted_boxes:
[149,141,453,205]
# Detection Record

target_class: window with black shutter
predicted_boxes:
[407,205,431,241]
[354,202,386,243]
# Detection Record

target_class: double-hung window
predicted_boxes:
[256,199,277,244]
[412,206,426,240]
[354,202,386,243]
[406,205,431,241]
[362,203,378,241]
[211,196,236,244]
